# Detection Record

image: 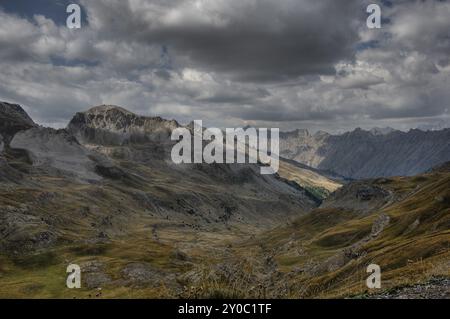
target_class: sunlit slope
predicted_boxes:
[238,164,450,298]
[278,158,342,200]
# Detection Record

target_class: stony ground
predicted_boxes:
[366,277,450,299]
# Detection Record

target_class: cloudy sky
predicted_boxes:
[0,0,449,132]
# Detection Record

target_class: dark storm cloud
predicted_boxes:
[198,88,270,104]
[233,105,338,122]
[82,0,362,82]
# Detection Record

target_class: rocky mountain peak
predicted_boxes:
[370,127,396,136]
[313,130,330,139]
[68,105,179,145]
[280,128,310,139]
[85,104,135,115]
[294,129,310,137]
[70,104,179,130]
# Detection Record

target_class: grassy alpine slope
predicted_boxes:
[207,163,450,298]
[0,161,448,298]
[277,159,343,201]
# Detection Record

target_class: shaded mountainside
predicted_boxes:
[280,127,450,179]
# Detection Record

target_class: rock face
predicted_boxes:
[279,129,329,168]
[0,102,35,147]
[279,127,450,179]
[0,102,37,181]
[68,105,179,145]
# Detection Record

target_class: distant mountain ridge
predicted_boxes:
[280,127,450,179]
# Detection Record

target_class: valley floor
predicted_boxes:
[0,198,449,299]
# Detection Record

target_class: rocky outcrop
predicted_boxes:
[0,204,57,253]
[68,105,179,146]
[0,102,35,148]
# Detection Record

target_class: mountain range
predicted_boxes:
[279,127,450,179]
[0,101,448,298]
